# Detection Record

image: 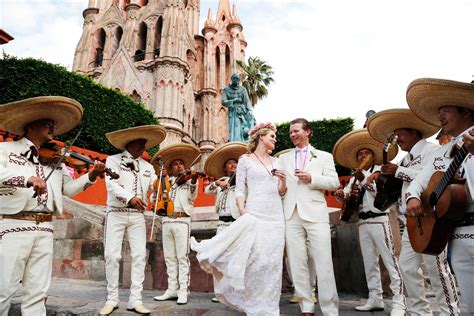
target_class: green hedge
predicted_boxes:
[275,118,354,175]
[0,55,159,154]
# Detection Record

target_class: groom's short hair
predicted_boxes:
[290,118,313,138]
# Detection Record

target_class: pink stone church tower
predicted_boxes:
[72,0,247,161]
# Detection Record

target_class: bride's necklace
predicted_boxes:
[253,152,274,176]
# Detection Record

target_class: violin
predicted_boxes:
[153,159,174,217]
[38,142,119,179]
[174,170,207,186]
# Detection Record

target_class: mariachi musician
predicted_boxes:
[0,96,106,315]
[204,142,246,232]
[366,109,459,315]
[333,129,406,315]
[99,125,166,315]
[151,143,201,305]
[405,78,474,313]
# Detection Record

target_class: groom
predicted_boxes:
[277,118,340,316]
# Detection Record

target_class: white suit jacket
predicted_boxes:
[277,145,340,223]
[169,176,198,216]
[0,138,94,215]
[106,152,157,208]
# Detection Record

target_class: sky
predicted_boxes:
[2,0,474,130]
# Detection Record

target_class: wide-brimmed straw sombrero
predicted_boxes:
[204,142,247,179]
[151,143,201,173]
[333,129,397,169]
[106,125,166,150]
[0,96,83,135]
[367,108,439,143]
[273,148,292,158]
[407,78,474,127]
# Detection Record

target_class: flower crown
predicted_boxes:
[249,122,277,137]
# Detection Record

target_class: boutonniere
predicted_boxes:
[309,150,317,161]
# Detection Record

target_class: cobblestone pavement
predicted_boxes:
[8,278,471,315]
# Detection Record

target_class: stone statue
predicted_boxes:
[221,73,256,142]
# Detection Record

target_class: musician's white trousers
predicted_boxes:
[358,216,406,311]
[450,224,474,313]
[104,211,146,307]
[286,209,339,315]
[0,219,54,316]
[400,229,459,315]
[216,220,231,234]
[162,217,191,293]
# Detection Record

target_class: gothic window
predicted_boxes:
[92,28,106,67]
[110,26,123,59]
[215,46,220,89]
[154,16,163,59]
[135,22,147,62]
[225,45,231,85]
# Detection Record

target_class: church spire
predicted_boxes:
[216,0,231,20]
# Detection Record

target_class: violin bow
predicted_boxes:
[149,157,164,241]
[33,126,83,198]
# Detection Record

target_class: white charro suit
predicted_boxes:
[277,145,340,315]
[0,138,95,316]
[104,152,157,309]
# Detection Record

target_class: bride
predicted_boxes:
[191,122,287,315]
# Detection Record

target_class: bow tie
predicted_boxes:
[21,146,39,165]
[123,157,139,172]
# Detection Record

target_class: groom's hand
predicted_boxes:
[294,169,311,184]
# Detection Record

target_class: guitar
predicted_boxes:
[407,129,472,255]
[374,133,403,211]
[339,155,372,222]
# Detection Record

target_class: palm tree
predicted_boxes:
[236,56,274,107]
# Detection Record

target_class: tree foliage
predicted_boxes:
[274,118,354,175]
[0,55,159,154]
[236,56,274,107]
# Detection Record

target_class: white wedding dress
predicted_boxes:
[191,154,285,315]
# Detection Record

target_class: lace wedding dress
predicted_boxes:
[191,154,285,315]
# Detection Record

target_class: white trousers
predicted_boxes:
[0,218,54,316]
[286,209,339,315]
[161,217,191,293]
[104,210,146,307]
[358,216,406,311]
[216,220,232,235]
[400,229,459,316]
[450,225,474,313]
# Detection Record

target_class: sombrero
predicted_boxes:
[106,125,167,150]
[204,142,247,179]
[273,148,292,158]
[407,78,474,127]
[367,108,439,143]
[0,96,83,135]
[151,143,201,173]
[333,129,397,169]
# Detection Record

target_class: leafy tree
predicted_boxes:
[236,56,274,107]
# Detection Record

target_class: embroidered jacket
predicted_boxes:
[406,128,474,212]
[105,151,157,208]
[168,176,198,216]
[395,139,439,214]
[343,165,385,214]
[0,138,95,215]
[205,176,240,219]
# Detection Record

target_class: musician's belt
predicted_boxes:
[2,211,53,224]
[219,216,235,223]
[359,211,387,220]
[455,212,474,227]
[168,211,189,218]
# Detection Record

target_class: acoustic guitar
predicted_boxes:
[374,133,403,211]
[339,155,372,222]
[407,130,472,255]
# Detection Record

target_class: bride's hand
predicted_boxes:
[239,208,246,216]
[272,169,286,182]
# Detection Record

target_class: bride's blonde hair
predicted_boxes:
[246,122,277,153]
